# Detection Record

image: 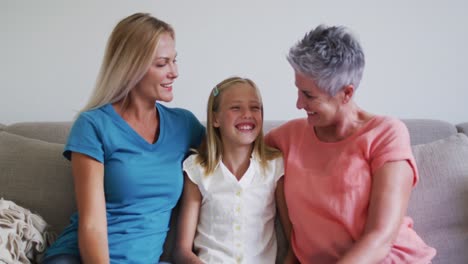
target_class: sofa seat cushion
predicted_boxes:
[0,132,75,235]
[408,133,468,264]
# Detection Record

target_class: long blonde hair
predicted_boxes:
[196,77,281,176]
[81,13,174,113]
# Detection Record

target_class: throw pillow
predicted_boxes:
[408,133,468,264]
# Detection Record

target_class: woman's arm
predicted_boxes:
[275,177,299,264]
[173,173,203,264]
[337,160,413,264]
[71,152,109,264]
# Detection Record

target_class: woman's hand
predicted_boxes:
[71,152,109,264]
[173,173,203,264]
[337,160,414,264]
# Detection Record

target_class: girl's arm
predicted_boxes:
[71,152,109,264]
[337,160,413,264]
[174,173,203,264]
[275,177,299,264]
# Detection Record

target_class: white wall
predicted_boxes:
[1,0,467,125]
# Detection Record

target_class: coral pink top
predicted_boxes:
[265,116,436,264]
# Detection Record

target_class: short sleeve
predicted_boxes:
[370,118,418,185]
[273,156,285,182]
[183,154,203,186]
[63,113,104,163]
[184,110,205,149]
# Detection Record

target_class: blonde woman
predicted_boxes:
[174,77,292,264]
[43,13,205,263]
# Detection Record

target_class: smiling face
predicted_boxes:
[133,33,178,103]
[213,83,263,150]
[295,71,343,128]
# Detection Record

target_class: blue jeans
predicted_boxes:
[42,254,81,264]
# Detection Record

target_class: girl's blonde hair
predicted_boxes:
[195,76,281,176]
[81,13,174,113]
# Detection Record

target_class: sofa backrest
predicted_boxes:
[456,122,468,135]
[2,121,72,144]
[2,118,463,146]
[402,119,458,145]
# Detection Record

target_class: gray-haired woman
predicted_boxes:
[266,25,436,263]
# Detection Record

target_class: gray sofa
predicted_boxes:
[1,119,468,263]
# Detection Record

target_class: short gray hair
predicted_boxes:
[287,25,365,96]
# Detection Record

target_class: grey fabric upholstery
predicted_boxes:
[409,134,468,263]
[456,122,468,135]
[402,119,457,145]
[4,122,72,144]
[0,132,75,235]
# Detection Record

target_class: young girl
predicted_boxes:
[174,77,292,263]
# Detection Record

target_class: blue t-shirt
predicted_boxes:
[45,103,205,263]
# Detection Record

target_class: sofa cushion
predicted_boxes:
[457,122,468,136]
[4,122,72,144]
[402,119,457,145]
[0,132,75,235]
[408,133,468,264]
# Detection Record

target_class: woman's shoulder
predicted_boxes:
[265,118,308,150]
[71,107,106,130]
[267,118,308,136]
[361,115,411,150]
[157,104,202,128]
[367,115,408,134]
[75,104,113,124]
[73,104,125,135]
[157,103,195,119]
